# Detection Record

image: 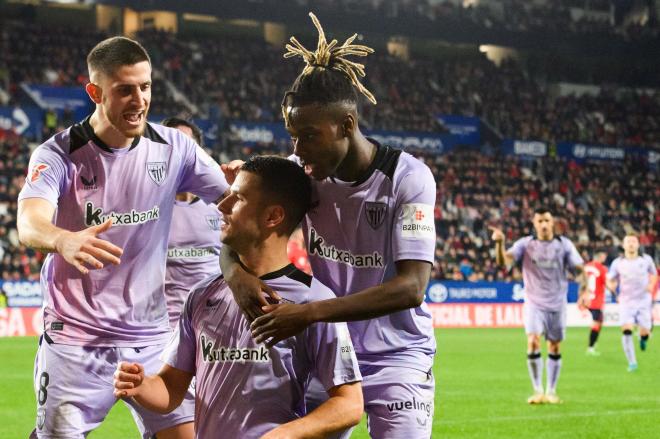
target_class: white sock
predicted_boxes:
[622,333,637,365]
[546,354,562,394]
[527,351,543,393]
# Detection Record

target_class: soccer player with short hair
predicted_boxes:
[491,207,586,404]
[113,156,363,438]
[162,117,223,328]
[606,233,657,372]
[580,249,608,355]
[17,37,228,438]
[221,14,437,438]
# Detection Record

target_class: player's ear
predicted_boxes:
[85,82,103,104]
[264,205,285,230]
[342,113,356,138]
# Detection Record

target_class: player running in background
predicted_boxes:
[221,14,437,438]
[162,117,223,328]
[580,248,608,356]
[606,233,657,372]
[114,156,363,438]
[17,37,228,438]
[491,207,586,404]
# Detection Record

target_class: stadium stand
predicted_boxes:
[0,8,657,282]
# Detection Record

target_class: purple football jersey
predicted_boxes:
[295,143,437,372]
[165,198,222,328]
[162,264,361,439]
[607,255,656,306]
[508,236,584,311]
[18,116,228,346]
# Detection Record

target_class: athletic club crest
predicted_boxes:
[205,215,221,231]
[146,162,167,185]
[365,202,387,229]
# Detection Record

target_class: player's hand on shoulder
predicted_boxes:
[113,361,144,398]
[55,219,123,275]
[251,303,312,348]
[488,226,505,243]
[220,160,244,185]
[227,268,281,322]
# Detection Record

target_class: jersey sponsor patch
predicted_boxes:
[167,247,219,259]
[199,333,269,363]
[29,163,49,183]
[84,201,160,227]
[308,227,384,268]
[401,203,435,239]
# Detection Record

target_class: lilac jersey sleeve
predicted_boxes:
[645,255,657,275]
[563,237,583,269]
[392,161,436,263]
[162,281,207,374]
[606,258,620,281]
[18,142,69,207]
[174,131,228,203]
[305,280,361,390]
[507,237,531,263]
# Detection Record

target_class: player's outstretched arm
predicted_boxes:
[113,362,192,414]
[220,245,281,321]
[252,260,430,347]
[18,198,123,274]
[260,382,362,439]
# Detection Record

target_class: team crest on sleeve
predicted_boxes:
[146,162,168,185]
[29,163,49,183]
[365,202,387,229]
[401,203,435,239]
[205,215,221,231]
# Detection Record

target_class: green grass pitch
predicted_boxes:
[1,327,659,438]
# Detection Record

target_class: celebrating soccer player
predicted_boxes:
[221,13,437,438]
[581,248,609,355]
[606,232,658,372]
[491,207,586,404]
[18,37,228,438]
[113,156,363,438]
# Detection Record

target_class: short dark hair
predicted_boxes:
[161,117,204,147]
[87,36,150,78]
[533,206,554,216]
[241,156,312,235]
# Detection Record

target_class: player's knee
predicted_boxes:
[623,329,633,335]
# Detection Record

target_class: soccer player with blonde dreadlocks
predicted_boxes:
[221,13,437,438]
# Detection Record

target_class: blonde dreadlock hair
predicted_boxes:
[282,12,376,118]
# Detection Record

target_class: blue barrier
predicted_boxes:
[425,280,581,304]
[1,280,42,308]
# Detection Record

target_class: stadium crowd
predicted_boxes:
[1,18,658,283]
[427,149,658,281]
[3,19,657,147]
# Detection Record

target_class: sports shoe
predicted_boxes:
[640,338,648,351]
[627,363,638,372]
[527,393,545,404]
[586,348,601,356]
[544,393,562,404]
